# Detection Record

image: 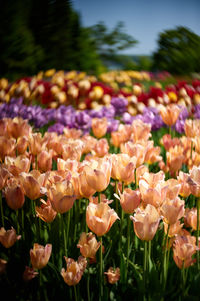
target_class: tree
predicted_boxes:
[153,26,200,75]
[87,21,138,66]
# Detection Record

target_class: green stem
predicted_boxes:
[143,241,148,296]
[66,210,71,257]
[85,199,88,233]
[125,215,131,282]
[87,266,91,301]
[197,198,200,269]
[148,240,151,274]
[21,207,24,240]
[163,224,170,290]
[191,140,193,161]
[99,236,103,301]
[73,285,78,301]
[135,169,137,189]
[122,181,124,193]
[98,192,101,203]
[62,214,67,256]
[115,180,119,214]
[0,190,4,227]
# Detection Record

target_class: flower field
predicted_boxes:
[0,70,200,301]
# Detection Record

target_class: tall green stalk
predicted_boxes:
[125,215,131,282]
[99,236,103,301]
[143,240,148,298]
[163,224,170,291]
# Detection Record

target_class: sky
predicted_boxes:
[72,0,200,55]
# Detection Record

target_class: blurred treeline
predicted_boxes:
[0,0,200,80]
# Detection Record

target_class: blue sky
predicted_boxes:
[72,0,200,55]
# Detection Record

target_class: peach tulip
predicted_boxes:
[5,155,31,176]
[187,165,200,197]
[104,267,120,284]
[159,104,181,127]
[23,266,38,281]
[163,220,184,238]
[7,117,32,139]
[161,197,185,225]
[86,202,119,236]
[61,256,87,286]
[130,204,160,241]
[0,227,21,248]
[93,138,109,157]
[30,243,52,270]
[119,188,141,214]
[184,119,200,138]
[173,235,197,269]
[91,117,108,139]
[111,154,136,185]
[19,171,42,200]
[47,180,76,213]
[36,199,57,223]
[37,150,53,172]
[0,137,16,161]
[184,208,200,231]
[131,119,151,142]
[4,178,25,210]
[177,171,191,198]
[77,232,101,260]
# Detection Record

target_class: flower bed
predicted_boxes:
[0,104,200,300]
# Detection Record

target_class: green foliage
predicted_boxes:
[153,26,200,75]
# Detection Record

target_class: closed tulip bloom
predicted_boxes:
[36,199,57,223]
[93,138,109,157]
[0,137,16,161]
[104,267,120,284]
[86,202,119,236]
[7,117,32,139]
[16,136,28,154]
[163,220,184,238]
[61,256,87,286]
[177,171,191,198]
[77,232,101,260]
[0,227,21,248]
[37,150,53,172]
[47,180,76,213]
[28,133,45,156]
[130,204,160,241]
[84,157,112,192]
[72,172,96,199]
[159,104,181,127]
[30,243,52,270]
[166,146,184,176]
[119,188,141,214]
[92,117,108,138]
[19,171,42,200]
[4,178,25,210]
[184,208,200,231]
[160,197,185,225]
[173,235,197,269]
[121,142,145,168]
[163,179,182,200]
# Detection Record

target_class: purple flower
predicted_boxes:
[107,119,119,132]
[48,123,64,134]
[111,97,128,115]
[73,111,91,131]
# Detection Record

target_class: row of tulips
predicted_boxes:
[1,71,200,115]
[0,106,200,300]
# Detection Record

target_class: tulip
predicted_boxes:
[0,227,21,248]
[104,267,120,284]
[177,171,191,198]
[130,204,160,241]
[86,202,119,236]
[5,155,31,176]
[184,119,200,138]
[184,207,200,231]
[19,171,42,200]
[131,119,151,142]
[7,117,32,139]
[61,256,87,286]
[16,136,28,154]
[173,235,197,269]
[0,137,16,161]
[37,150,53,172]
[77,232,101,260]
[61,140,84,161]
[160,197,185,225]
[163,220,184,238]
[111,154,136,185]
[84,157,112,192]
[30,243,52,269]
[93,138,109,157]
[0,258,7,275]
[159,104,181,127]
[119,188,141,214]
[28,133,45,156]
[47,180,76,214]
[36,199,57,223]
[91,117,108,139]
[23,266,38,281]
[4,178,25,210]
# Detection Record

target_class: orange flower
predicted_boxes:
[47,180,76,213]
[7,117,32,139]
[93,138,109,157]
[37,150,53,172]
[166,145,184,176]
[0,137,15,161]
[61,140,84,161]
[118,188,141,214]
[139,171,167,208]
[4,155,31,176]
[86,202,119,236]
[111,154,136,185]
[0,166,11,190]
[159,104,181,127]
[173,235,197,269]
[184,119,200,138]
[0,227,21,248]
[19,171,43,200]
[184,207,200,231]
[36,199,57,223]
[135,165,149,186]
[104,267,120,284]
[121,142,145,167]
[160,197,185,225]
[61,256,87,286]
[0,258,7,275]
[187,165,200,197]
[163,178,181,200]
[77,232,101,260]
[30,243,52,269]
[130,204,160,241]
[84,157,112,192]
[91,117,108,139]
[177,171,191,198]
[4,178,25,210]
[131,119,151,142]
[163,220,184,238]
[28,133,45,156]
[16,136,28,155]
[72,172,96,199]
